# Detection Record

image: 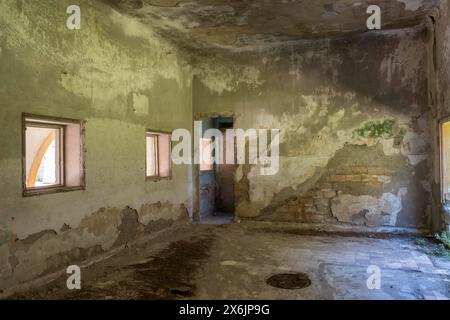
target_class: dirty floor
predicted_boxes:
[8,222,450,300]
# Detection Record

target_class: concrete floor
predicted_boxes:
[7,222,450,300]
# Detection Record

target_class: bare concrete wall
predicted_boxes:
[193,25,433,229]
[0,0,193,289]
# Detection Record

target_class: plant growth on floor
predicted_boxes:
[415,232,450,257]
[435,231,450,250]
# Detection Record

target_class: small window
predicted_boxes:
[23,114,85,196]
[200,138,213,172]
[146,131,171,179]
[441,120,450,202]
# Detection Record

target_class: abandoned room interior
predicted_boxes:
[1,0,450,302]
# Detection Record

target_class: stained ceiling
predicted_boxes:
[103,0,441,50]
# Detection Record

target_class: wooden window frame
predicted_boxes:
[145,130,172,181]
[22,113,86,197]
[440,117,450,204]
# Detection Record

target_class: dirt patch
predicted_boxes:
[113,206,145,247]
[44,245,104,275]
[254,227,420,240]
[121,235,214,299]
[144,219,174,233]
[8,234,214,300]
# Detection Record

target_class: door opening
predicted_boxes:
[198,116,235,224]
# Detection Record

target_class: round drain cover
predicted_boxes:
[266,273,311,289]
[170,287,192,297]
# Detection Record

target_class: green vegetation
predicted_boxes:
[353,119,404,140]
[435,231,450,249]
[415,238,427,247]
[415,232,450,257]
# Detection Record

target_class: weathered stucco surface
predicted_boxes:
[100,0,440,50]
[0,0,193,289]
[1,0,450,293]
[193,24,433,228]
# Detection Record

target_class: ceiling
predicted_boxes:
[103,0,441,50]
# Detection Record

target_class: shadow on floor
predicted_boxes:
[199,212,234,225]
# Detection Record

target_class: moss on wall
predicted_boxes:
[352,119,406,140]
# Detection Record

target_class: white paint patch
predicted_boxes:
[386,188,407,226]
[194,62,263,94]
[331,188,407,227]
[382,139,400,156]
[401,130,429,166]
[220,260,248,267]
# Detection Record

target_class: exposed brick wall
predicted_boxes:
[273,165,393,223]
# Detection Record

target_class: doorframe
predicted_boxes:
[439,116,450,204]
[192,112,236,222]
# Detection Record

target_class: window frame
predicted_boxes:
[22,113,86,197]
[440,116,450,204]
[145,130,172,181]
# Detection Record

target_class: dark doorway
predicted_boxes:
[198,116,235,224]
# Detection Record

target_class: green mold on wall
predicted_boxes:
[352,119,405,140]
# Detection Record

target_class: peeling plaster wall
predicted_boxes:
[194,25,433,229]
[0,0,193,289]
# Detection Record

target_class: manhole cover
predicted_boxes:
[170,287,192,297]
[266,273,311,289]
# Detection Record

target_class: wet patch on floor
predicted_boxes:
[9,234,215,300]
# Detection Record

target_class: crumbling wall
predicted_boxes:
[0,0,193,290]
[193,24,433,228]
